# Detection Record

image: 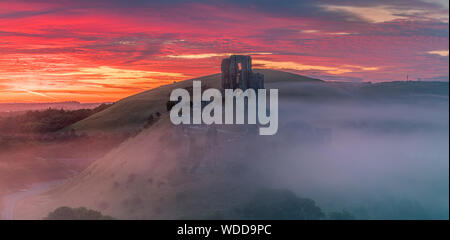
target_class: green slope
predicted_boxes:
[67,68,448,134]
[68,69,322,133]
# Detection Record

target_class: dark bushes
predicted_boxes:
[44,206,114,220]
[238,189,324,220]
[0,103,112,135]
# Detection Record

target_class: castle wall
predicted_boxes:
[221,55,264,92]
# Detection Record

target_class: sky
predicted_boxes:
[0,0,448,102]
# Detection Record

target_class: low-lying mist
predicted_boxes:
[7,82,448,220]
[245,97,449,219]
[125,94,448,219]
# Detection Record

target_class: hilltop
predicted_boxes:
[67,69,322,133]
[67,69,447,134]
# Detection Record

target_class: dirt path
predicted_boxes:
[1,179,66,220]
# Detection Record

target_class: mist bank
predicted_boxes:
[11,79,449,220]
[258,96,449,219]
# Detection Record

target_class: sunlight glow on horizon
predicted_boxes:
[0,1,448,103]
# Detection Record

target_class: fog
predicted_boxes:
[4,83,448,220]
[242,97,449,219]
[161,93,449,219]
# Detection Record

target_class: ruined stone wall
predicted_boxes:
[221,55,264,92]
[221,58,231,90]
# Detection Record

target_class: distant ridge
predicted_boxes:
[0,102,112,112]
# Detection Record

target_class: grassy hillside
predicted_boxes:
[67,69,322,133]
[68,68,448,134]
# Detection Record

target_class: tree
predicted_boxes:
[44,206,115,220]
[238,189,324,220]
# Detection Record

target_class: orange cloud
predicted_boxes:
[428,50,449,57]
[0,1,447,103]
[253,60,379,75]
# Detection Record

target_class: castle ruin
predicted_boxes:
[221,55,264,91]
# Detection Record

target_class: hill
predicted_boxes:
[12,70,449,220]
[68,69,448,134]
[67,69,322,133]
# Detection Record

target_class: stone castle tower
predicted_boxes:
[221,55,264,91]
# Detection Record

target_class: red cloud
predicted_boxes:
[0,1,448,102]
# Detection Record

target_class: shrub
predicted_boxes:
[238,189,324,220]
[44,206,115,220]
[0,103,113,135]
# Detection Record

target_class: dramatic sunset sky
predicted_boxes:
[0,0,448,102]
